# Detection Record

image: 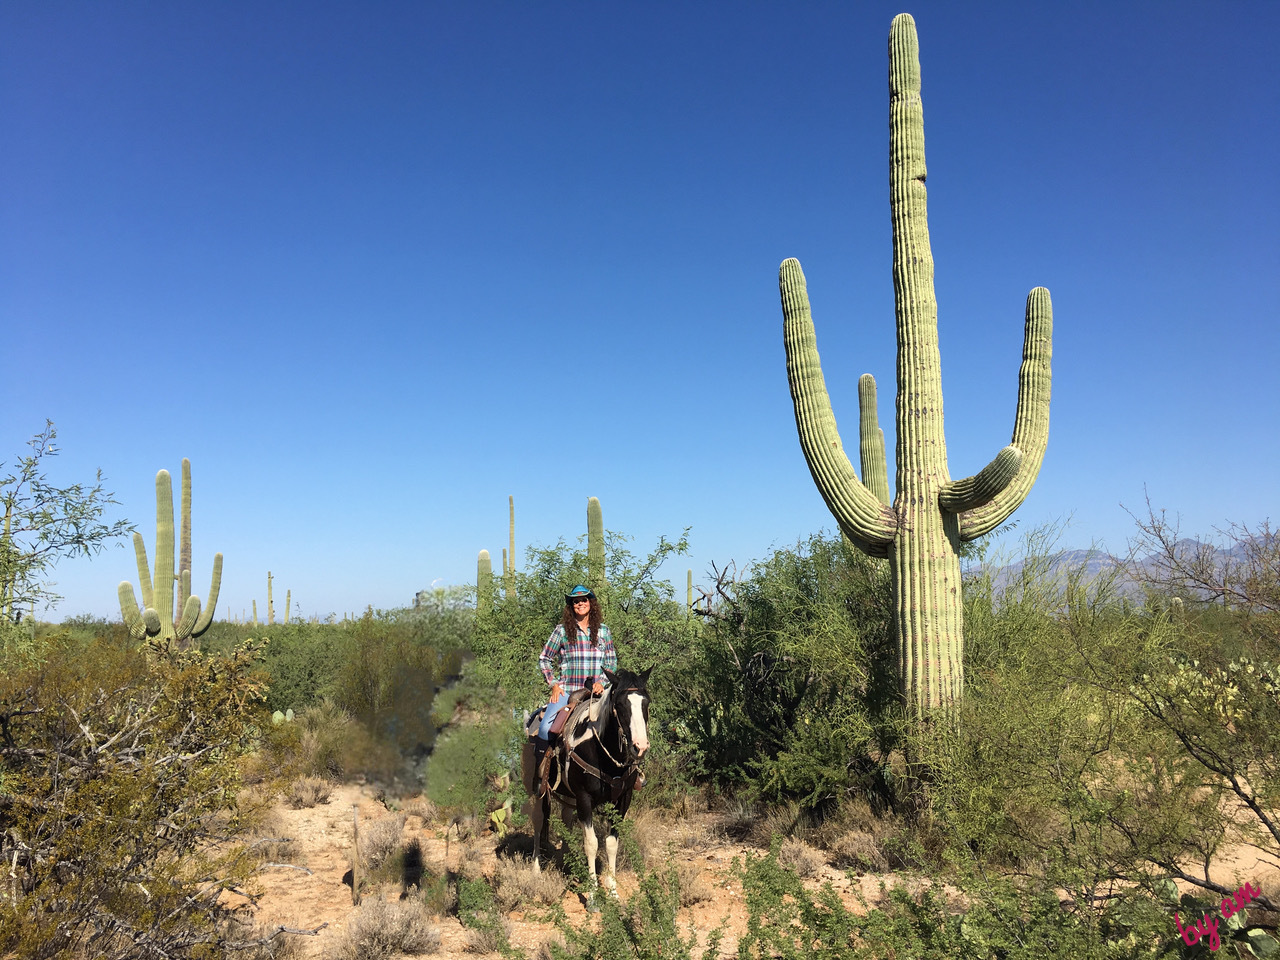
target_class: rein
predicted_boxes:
[556,690,646,804]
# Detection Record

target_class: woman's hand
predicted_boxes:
[591,680,604,696]
[550,683,564,702]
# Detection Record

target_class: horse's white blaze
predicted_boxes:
[627,692,649,756]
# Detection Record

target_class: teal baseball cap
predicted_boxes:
[565,585,596,603]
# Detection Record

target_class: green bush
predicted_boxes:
[0,632,268,959]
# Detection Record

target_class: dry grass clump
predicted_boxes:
[296,699,352,778]
[493,856,568,910]
[752,800,805,846]
[324,898,440,960]
[809,799,897,872]
[777,837,825,878]
[222,919,304,959]
[534,934,567,960]
[628,808,667,866]
[825,828,890,872]
[630,809,713,868]
[286,775,333,809]
[463,916,513,954]
[403,795,439,824]
[675,860,713,906]
[719,799,759,840]
[360,813,406,870]
[241,807,297,864]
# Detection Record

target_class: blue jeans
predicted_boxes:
[538,688,571,739]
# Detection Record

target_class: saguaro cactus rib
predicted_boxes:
[781,260,898,549]
[779,13,1053,713]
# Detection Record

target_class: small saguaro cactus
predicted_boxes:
[780,14,1052,714]
[505,495,518,600]
[477,549,493,612]
[267,571,275,625]
[587,497,605,593]
[118,461,223,648]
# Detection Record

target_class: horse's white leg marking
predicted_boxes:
[627,692,650,756]
[582,820,599,888]
[604,834,619,893]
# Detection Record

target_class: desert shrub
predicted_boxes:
[551,860,719,960]
[424,713,523,815]
[0,633,268,959]
[324,897,440,960]
[221,918,305,959]
[456,875,513,955]
[360,813,406,871]
[673,533,899,811]
[736,845,1160,960]
[241,804,298,865]
[403,794,440,824]
[493,856,568,910]
[674,861,713,906]
[777,837,825,879]
[286,775,334,809]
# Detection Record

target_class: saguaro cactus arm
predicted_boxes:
[192,553,222,635]
[858,374,891,507]
[131,531,155,610]
[939,445,1022,513]
[781,259,898,549]
[957,287,1053,541]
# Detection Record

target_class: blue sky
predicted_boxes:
[3,2,1277,620]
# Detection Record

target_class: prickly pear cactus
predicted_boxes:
[780,14,1052,713]
[118,461,223,649]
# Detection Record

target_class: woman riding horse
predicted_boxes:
[528,585,651,896]
[534,584,616,770]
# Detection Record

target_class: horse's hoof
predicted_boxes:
[585,892,600,913]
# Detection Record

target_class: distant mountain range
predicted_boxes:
[970,539,1249,602]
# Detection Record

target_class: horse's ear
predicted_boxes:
[639,665,653,687]
[603,668,618,686]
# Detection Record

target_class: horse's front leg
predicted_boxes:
[581,814,599,890]
[603,832,619,895]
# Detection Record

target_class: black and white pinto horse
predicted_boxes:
[524,667,651,895]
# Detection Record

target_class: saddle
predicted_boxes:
[522,689,608,800]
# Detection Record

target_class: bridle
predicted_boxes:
[557,685,648,803]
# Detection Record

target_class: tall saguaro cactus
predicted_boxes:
[780,14,1052,713]
[587,497,605,593]
[505,495,517,600]
[118,461,223,648]
[477,549,493,612]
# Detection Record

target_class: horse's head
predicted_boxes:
[603,666,652,762]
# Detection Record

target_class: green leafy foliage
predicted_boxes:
[678,534,897,810]
[0,631,267,959]
[0,421,131,620]
[551,816,723,960]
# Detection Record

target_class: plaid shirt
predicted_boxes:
[539,623,617,691]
